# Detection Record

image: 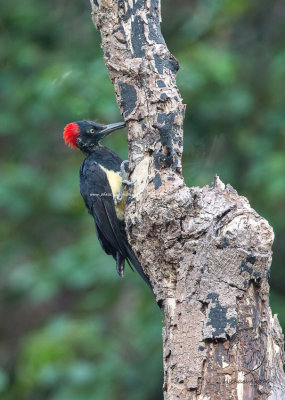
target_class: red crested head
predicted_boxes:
[63,123,80,149]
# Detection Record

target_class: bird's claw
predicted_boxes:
[114,160,136,205]
[122,179,136,186]
[114,194,122,205]
[119,160,129,180]
[119,160,136,186]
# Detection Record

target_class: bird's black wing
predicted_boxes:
[80,159,128,259]
[80,158,154,293]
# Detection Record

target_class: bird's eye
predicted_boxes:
[89,128,95,134]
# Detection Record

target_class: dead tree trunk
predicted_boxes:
[89,0,285,398]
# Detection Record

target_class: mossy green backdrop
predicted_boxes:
[1,0,284,398]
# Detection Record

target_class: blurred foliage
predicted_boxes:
[0,0,284,398]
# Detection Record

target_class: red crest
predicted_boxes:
[63,123,80,149]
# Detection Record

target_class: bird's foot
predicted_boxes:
[119,160,136,186]
[114,160,136,205]
[114,193,122,205]
[119,160,129,181]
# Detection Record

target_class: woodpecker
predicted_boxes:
[63,120,152,291]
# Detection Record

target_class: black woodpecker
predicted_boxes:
[63,120,152,291]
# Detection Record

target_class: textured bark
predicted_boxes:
[89,1,285,399]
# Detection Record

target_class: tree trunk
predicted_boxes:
[89,0,285,398]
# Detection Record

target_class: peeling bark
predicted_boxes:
[89,0,285,398]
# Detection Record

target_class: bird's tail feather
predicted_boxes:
[125,246,154,294]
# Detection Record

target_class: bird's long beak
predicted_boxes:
[99,121,126,138]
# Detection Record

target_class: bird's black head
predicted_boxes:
[63,120,126,153]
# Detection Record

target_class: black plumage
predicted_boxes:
[63,120,152,291]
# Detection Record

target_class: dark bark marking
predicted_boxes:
[246,254,256,265]
[157,80,166,87]
[207,293,219,301]
[150,0,160,16]
[154,54,164,74]
[154,150,162,170]
[119,0,145,20]
[147,13,165,45]
[153,172,162,190]
[160,93,167,100]
[165,57,180,74]
[206,293,237,337]
[153,112,179,170]
[118,82,137,117]
[240,258,262,285]
[240,260,253,275]
[154,54,180,75]
[157,113,180,144]
[223,238,229,248]
[131,15,146,58]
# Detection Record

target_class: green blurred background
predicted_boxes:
[0,0,284,398]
